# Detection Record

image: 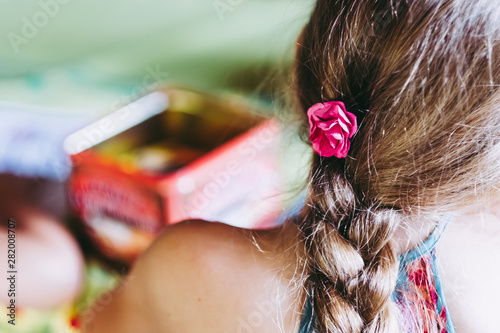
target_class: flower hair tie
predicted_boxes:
[307,101,358,158]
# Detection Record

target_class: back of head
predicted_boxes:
[293,0,500,331]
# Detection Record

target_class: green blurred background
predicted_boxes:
[0,0,313,115]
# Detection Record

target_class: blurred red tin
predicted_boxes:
[64,88,283,262]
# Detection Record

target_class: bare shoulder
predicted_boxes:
[130,220,304,333]
[436,212,500,333]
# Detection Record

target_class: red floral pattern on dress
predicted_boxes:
[394,250,449,333]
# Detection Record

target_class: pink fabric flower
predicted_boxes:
[307,101,358,158]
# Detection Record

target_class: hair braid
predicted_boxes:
[299,159,400,332]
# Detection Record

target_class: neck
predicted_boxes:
[392,215,442,255]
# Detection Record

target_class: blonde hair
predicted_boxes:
[292,0,500,331]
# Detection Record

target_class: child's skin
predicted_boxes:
[437,209,500,332]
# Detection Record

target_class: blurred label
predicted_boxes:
[0,105,90,180]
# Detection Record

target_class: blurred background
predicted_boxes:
[0,1,313,332]
[0,0,311,110]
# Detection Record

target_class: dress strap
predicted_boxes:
[298,288,315,333]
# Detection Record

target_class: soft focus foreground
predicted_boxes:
[0,1,312,332]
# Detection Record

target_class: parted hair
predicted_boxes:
[292,0,500,331]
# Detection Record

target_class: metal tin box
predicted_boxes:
[64,88,283,262]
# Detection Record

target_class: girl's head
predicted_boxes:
[292,0,500,331]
